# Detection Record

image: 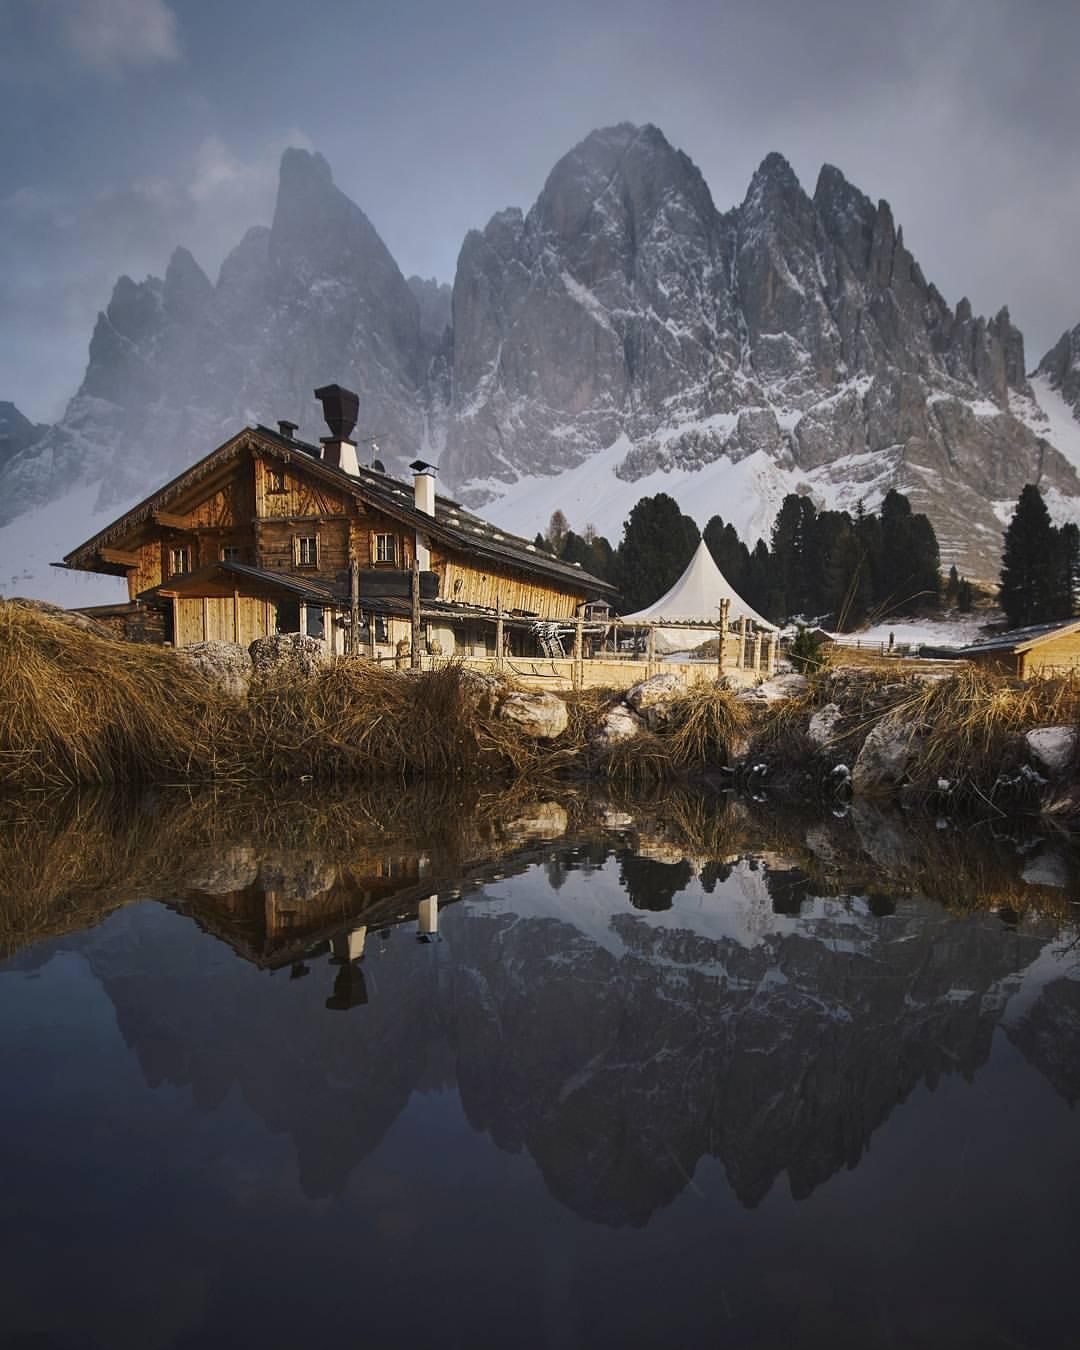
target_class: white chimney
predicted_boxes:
[322,437,359,476]
[410,459,437,570]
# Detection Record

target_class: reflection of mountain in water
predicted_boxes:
[31,826,1077,1225]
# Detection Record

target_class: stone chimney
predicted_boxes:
[314,383,360,476]
[410,459,437,570]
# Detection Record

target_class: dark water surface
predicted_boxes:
[1,788,1078,1350]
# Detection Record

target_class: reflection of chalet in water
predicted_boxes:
[60,384,615,661]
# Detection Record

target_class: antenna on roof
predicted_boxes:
[356,431,386,470]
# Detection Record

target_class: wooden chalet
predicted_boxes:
[959,618,1080,678]
[59,384,616,661]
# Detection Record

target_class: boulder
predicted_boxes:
[180,640,252,698]
[736,672,808,704]
[851,715,919,795]
[497,690,569,740]
[592,703,644,749]
[249,633,326,678]
[625,672,686,731]
[1025,726,1078,778]
[807,702,842,746]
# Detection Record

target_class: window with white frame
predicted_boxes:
[295,535,319,567]
[374,533,397,563]
[168,546,190,576]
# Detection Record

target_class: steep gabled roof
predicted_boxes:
[958,617,1080,655]
[61,425,616,597]
[620,539,778,631]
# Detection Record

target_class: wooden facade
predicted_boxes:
[963,619,1080,678]
[62,426,614,658]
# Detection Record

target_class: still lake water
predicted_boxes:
[1,787,1078,1350]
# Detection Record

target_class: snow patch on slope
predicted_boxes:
[0,484,131,606]
[481,426,898,547]
[1019,376,1080,476]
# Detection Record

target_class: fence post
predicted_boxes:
[647,625,656,676]
[495,594,504,672]
[717,599,730,678]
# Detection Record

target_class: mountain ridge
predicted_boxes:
[2,122,1079,600]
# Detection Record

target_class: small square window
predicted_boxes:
[221,546,242,563]
[374,533,396,564]
[267,468,287,494]
[296,535,318,567]
[168,547,190,576]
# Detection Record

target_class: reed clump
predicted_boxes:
[0,602,243,789]
[891,667,1080,800]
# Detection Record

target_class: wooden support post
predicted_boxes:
[574,612,584,690]
[232,589,240,644]
[647,625,656,676]
[752,630,762,673]
[349,558,360,657]
[201,596,209,642]
[739,616,749,669]
[410,560,422,670]
[495,595,504,671]
[299,602,307,641]
[765,632,776,674]
[613,619,620,660]
[717,599,730,677]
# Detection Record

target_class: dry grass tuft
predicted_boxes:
[0,602,244,789]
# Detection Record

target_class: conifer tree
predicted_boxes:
[999,484,1058,627]
[614,493,700,613]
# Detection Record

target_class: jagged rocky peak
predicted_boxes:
[407,275,452,347]
[1038,321,1080,413]
[0,402,47,473]
[533,122,718,249]
[163,246,213,319]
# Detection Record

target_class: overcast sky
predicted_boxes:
[3,0,1079,423]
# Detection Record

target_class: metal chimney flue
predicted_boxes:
[314,383,360,475]
[314,384,359,441]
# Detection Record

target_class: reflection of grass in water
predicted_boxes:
[0,782,599,959]
[2,775,1075,963]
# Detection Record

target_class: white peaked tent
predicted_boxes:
[621,539,778,654]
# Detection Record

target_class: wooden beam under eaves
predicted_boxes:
[153,510,190,530]
[99,546,140,567]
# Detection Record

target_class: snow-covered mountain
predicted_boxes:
[3,122,1080,603]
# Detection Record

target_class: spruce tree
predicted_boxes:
[999,485,1058,627]
[614,493,700,613]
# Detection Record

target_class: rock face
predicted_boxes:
[5,126,1080,585]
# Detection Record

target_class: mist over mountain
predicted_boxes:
[3,122,1079,597]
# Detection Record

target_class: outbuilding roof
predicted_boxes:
[958,617,1080,655]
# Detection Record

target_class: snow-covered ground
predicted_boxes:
[830,614,992,648]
